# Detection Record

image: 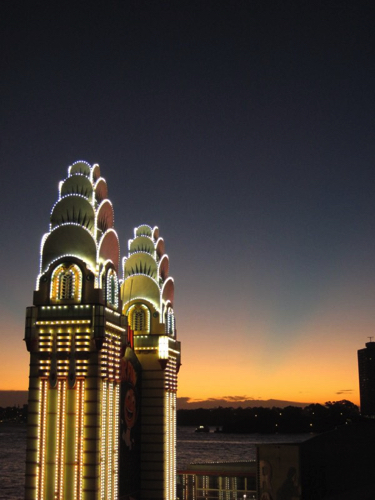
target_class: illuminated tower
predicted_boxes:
[358,340,375,417]
[24,161,126,500]
[121,225,181,500]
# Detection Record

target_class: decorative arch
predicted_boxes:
[129,236,154,255]
[96,199,114,233]
[50,195,95,232]
[94,177,108,204]
[158,254,169,282]
[50,263,82,302]
[69,161,91,178]
[41,224,97,273]
[155,237,165,259]
[161,277,174,307]
[60,174,93,200]
[135,225,153,238]
[91,163,101,182]
[98,229,120,272]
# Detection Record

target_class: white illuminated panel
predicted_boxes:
[159,336,169,359]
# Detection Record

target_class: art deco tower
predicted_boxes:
[24,161,126,500]
[121,225,181,500]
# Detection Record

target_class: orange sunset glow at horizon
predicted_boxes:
[0,303,362,408]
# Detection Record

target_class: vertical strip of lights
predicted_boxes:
[55,380,62,497]
[35,379,41,500]
[74,379,84,500]
[74,379,79,500]
[54,379,66,499]
[113,382,120,500]
[59,380,66,498]
[100,380,107,500]
[36,378,48,500]
[79,379,84,500]
[172,391,177,500]
[165,390,170,500]
[107,381,114,500]
[40,379,48,500]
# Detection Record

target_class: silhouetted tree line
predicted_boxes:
[0,405,28,423]
[177,400,362,433]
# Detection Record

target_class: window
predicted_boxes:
[59,270,74,299]
[106,269,119,308]
[166,307,175,336]
[128,304,150,333]
[134,309,145,330]
[50,264,82,302]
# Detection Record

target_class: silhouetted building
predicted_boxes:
[358,341,375,417]
[257,422,375,499]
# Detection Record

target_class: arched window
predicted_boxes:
[165,307,175,336]
[106,269,119,308]
[50,264,82,302]
[59,270,74,299]
[134,309,145,330]
[128,304,150,334]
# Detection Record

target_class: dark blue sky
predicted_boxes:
[1,1,375,403]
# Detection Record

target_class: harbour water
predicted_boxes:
[0,424,310,499]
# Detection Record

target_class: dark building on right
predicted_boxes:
[358,340,375,417]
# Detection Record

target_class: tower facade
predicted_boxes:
[121,225,181,500]
[358,341,375,417]
[24,161,181,500]
[24,161,126,499]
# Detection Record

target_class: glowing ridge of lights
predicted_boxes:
[96,198,114,216]
[105,307,121,317]
[161,276,175,291]
[106,321,125,332]
[128,248,154,258]
[40,253,96,276]
[93,176,107,190]
[133,223,154,237]
[123,272,160,287]
[37,233,49,278]
[155,236,165,251]
[62,173,91,185]
[68,160,92,177]
[95,200,115,242]
[49,192,94,216]
[44,221,96,239]
[158,253,170,274]
[122,295,160,313]
[91,163,100,180]
[127,235,154,253]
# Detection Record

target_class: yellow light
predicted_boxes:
[159,336,169,359]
